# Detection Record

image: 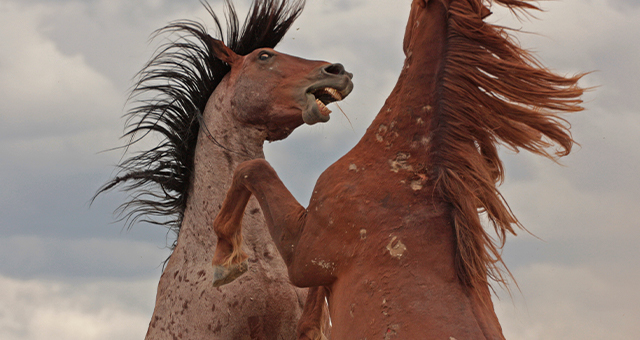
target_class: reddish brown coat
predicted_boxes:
[212,0,585,339]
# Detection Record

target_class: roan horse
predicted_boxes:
[211,0,585,338]
[96,0,352,339]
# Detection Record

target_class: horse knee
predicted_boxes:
[234,159,275,183]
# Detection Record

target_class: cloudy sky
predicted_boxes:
[1,0,639,339]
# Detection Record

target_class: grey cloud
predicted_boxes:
[608,0,640,11]
[1,0,639,338]
[0,236,169,280]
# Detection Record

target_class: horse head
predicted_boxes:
[404,0,493,56]
[209,38,354,141]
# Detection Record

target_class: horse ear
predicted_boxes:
[209,37,240,66]
[480,4,492,19]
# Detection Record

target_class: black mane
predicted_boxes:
[95,0,305,251]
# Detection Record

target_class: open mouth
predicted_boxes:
[310,87,344,116]
[302,72,353,125]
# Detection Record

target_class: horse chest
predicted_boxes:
[307,157,451,271]
[312,151,437,220]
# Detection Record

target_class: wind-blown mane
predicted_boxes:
[430,0,585,292]
[95,0,305,250]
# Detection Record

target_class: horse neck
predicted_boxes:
[355,1,505,337]
[366,0,448,142]
[172,89,268,261]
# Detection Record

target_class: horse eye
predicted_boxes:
[258,52,272,61]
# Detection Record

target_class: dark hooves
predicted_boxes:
[212,260,249,287]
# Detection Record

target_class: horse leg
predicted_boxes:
[211,159,307,286]
[297,286,331,340]
[211,181,252,287]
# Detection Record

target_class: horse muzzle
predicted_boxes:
[303,64,354,125]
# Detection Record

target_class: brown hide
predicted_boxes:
[212,0,584,339]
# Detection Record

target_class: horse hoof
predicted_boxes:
[212,261,248,287]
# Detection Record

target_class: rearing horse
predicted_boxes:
[96,0,353,339]
[212,0,585,338]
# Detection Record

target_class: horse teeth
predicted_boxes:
[315,98,332,116]
[325,87,343,101]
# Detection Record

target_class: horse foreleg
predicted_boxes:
[297,286,331,340]
[211,159,307,286]
[212,159,332,336]
[211,179,252,287]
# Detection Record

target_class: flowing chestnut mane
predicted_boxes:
[94,0,305,250]
[431,0,584,291]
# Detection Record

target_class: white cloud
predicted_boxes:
[500,153,640,242]
[0,1,122,140]
[494,262,640,339]
[0,275,155,340]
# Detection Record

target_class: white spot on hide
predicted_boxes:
[360,229,367,240]
[389,152,413,173]
[386,236,407,259]
[311,259,336,273]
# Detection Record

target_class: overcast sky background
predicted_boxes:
[1,0,638,339]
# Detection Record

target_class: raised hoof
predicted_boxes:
[212,261,248,287]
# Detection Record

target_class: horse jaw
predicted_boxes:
[303,85,353,125]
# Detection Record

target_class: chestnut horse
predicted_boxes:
[96,1,352,339]
[211,0,585,339]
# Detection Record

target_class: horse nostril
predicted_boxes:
[323,63,346,75]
